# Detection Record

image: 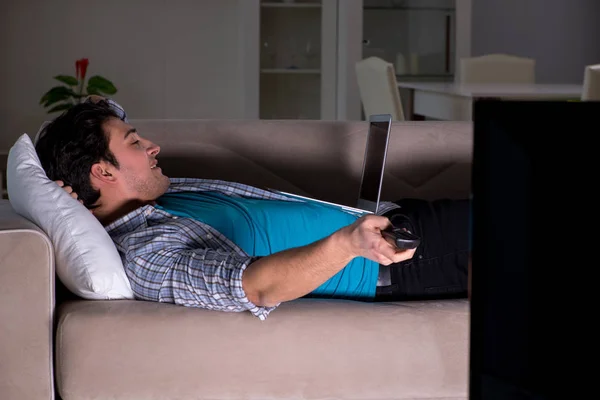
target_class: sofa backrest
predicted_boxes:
[130,119,473,204]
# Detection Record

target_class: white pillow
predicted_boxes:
[6,133,134,300]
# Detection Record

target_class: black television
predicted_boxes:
[469,99,597,400]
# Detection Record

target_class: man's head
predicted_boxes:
[36,100,170,211]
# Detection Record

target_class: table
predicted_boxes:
[397,82,583,120]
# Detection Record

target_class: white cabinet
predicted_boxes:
[362,0,472,83]
[258,0,340,120]
[259,0,330,119]
[241,0,362,121]
[240,0,468,121]
[363,0,457,80]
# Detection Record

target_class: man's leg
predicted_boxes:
[376,198,470,301]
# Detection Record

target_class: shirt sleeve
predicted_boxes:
[121,230,279,321]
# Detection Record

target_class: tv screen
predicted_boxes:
[469,99,596,400]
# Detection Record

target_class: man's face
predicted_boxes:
[103,117,171,202]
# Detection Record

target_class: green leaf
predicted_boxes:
[87,75,117,95]
[86,86,103,96]
[47,103,74,113]
[54,75,79,86]
[40,86,76,107]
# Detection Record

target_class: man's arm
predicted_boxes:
[243,214,416,307]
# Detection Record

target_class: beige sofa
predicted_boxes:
[0,119,473,400]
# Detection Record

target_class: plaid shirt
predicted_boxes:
[105,178,399,320]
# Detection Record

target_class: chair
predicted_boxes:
[355,56,405,121]
[582,64,600,101]
[459,53,536,84]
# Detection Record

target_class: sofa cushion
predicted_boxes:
[6,133,133,300]
[56,299,469,400]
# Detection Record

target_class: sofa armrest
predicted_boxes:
[0,200,55,399]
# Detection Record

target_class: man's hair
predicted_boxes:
[35,100,121,208]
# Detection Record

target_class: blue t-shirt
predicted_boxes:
[154,191,379,299]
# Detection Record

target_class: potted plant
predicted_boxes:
[40,58,118,113]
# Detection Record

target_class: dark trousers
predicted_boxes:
[375,198,470,301]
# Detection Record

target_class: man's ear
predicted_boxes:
[90,162,116,185]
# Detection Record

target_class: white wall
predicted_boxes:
[471,0,600,83]
[0,0,251,151]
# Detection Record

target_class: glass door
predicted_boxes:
[259,0,323,119]
[363,0,456,81]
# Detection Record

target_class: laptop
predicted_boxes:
[270,114,392,215]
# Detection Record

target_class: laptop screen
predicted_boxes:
[357,115,391,211]
[469,99,596,400]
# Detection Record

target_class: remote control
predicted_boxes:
[382,226,421,250]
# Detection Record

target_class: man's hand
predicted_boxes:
[339,214,417,265]
[55,180,83,204]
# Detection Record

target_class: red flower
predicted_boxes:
[75,58,89,81]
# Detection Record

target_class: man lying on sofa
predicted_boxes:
[35,98,470,320]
